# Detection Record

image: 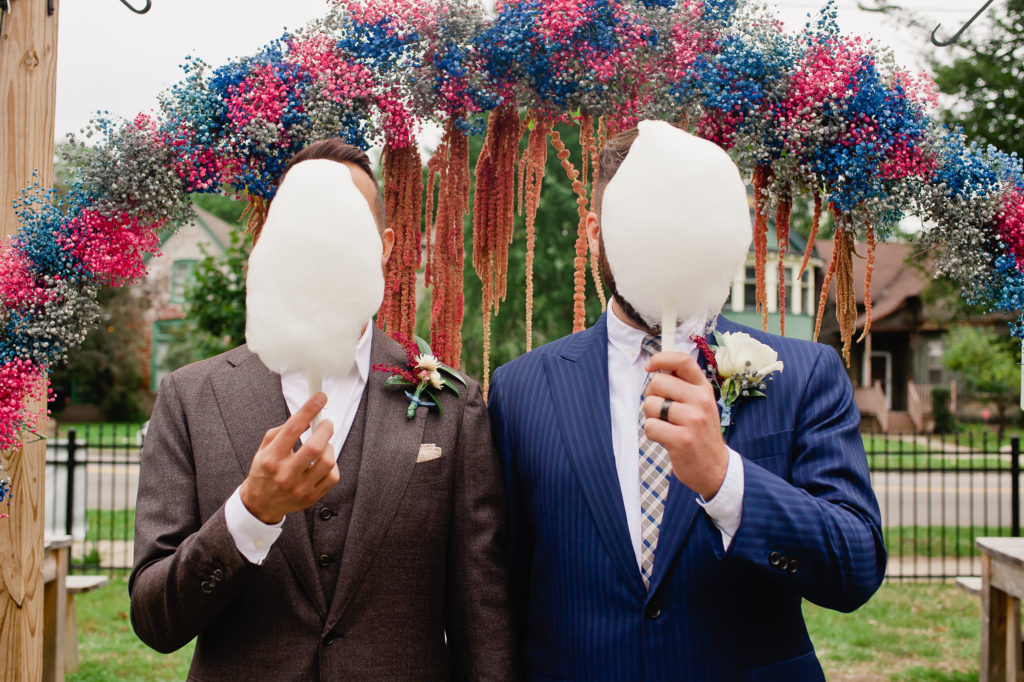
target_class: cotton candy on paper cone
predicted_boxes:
[246,159,383,379]
[600,121,751,346]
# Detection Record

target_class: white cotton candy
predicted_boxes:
[600,120,752,331]
[246,159,384,378]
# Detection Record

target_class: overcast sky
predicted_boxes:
[55,0,979,140]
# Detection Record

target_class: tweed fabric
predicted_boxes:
[637,334,670,589]
[130,328,519,681]
[489,313,886,681]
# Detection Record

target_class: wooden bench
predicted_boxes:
[958,576,982,596]
[65,575,109,672]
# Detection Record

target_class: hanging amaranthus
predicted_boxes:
[425,120,470,368]
[550,123,591,333]
[242,195,270,238]
[580,114,607,313]
[751,165,771,331]
[521,117,551,352]
[775,188,792,336]
[379,143,424,340]
[798,193,823,279]
[857,221,876,342]
[814,211,858,363]
[472,106,522,397]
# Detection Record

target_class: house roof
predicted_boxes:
[817,239,928,329]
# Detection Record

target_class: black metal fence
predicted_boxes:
[46,423,142,575]
[45,422,1022,580]
[866,432,1020,580]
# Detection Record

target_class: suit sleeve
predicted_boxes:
[723,345,886,612]
[444,380,521,680]
[129,373,256,653]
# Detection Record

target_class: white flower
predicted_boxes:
[714,332,784,382]
[415,354,441,373]
[429,370,444,390]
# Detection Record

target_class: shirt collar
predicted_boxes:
[606,308,708,363]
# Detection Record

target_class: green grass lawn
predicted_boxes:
[805,581,978,681]
[867,453,1009,470]
[71,578,976,680]
[884,526,1010,558]
[84,509,135,543]
[53,422,144,447]
[70,577,193,682]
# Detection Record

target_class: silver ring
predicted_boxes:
[659,398,673,422]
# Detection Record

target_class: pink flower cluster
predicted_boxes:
[226,64,291,129]
[0,359,48,452]
[997,189,1024,266]
[60,210,163,287]
[0,242,49,308]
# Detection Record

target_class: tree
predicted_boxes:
[929,0,1024,160]
[49,285,155,421]
[943,324,1020,441]
[866,0,1024,159]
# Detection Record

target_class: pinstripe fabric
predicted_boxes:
[489,314,886,682]
[638,335,670,589]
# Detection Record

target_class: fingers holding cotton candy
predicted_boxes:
[246,159,384,378]
[600,121,752,332]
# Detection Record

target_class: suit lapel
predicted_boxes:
[647,316,740,594]
[325,328,428,631]
[547,315,646,601]
[209,345,327,617]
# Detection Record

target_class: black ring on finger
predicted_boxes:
[659,397,673,422]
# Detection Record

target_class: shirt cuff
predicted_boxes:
[696,448,744,551]
[224,486,284,565]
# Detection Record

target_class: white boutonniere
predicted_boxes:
[695,331,784,432]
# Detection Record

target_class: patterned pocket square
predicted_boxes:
[416,443,443,463]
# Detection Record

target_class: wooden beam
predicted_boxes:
[0,0,61,680]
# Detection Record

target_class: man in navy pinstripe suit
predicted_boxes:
[488,127,886,681]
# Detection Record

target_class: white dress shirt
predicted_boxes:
[225,322,373,564]
[605,309,744,563]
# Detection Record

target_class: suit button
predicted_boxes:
[200,580,214,594]
[318,554,334,567]
[788,559,798,574]
[645,603,662,620]
[769,551,781,567]
[211,569,224,582]
[778,557,790,572]
[319,507,334,521]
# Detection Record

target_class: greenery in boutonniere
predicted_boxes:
[374,335,466,419]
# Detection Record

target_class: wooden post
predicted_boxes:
[0,1,61,680]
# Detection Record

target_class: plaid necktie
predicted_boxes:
[638,334,671,590]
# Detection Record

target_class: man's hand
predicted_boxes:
[643,352,728,501]
[239,393,339,524]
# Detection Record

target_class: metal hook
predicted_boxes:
[119,0,152,14]
[931,0,997,46]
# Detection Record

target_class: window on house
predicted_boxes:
[743,266,758,311]
[170,260,198,304]
[151,320,182,391]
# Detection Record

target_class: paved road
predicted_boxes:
[872,469,1020,529]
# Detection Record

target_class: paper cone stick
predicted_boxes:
[308,371,323,431]
[661,300,677,354]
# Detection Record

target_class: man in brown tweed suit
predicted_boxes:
[130,140,518,681]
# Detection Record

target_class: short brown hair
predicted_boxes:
[252,139,387,242]
[592,127,640,216]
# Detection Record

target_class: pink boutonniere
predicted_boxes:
[373,335,466,419]
[694,331,784,432]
